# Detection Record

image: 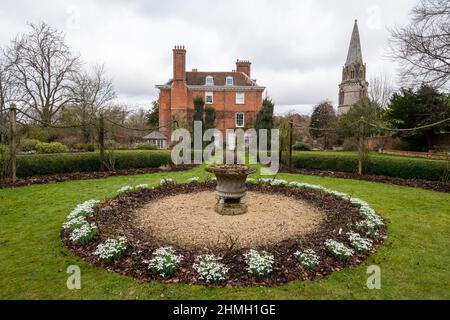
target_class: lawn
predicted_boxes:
[0,165,449,299]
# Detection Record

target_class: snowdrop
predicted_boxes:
[144,246,183,277]
[244,249,274,277]
[324,239,354,260]
[69,223,97,245]
[117,185,134,194]
[62,216,88,231]
[67,200,100,220]
[160,177,175,186]
[193,254,229,283]
[294,249,320,271]
[347,232,373,253]
[93,237,128,264]
[269,179,288,188]
[187,177,200,183]
[135,184,150,190]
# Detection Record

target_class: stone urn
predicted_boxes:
[205,164,256,215]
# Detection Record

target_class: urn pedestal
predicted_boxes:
[205,165,256,215]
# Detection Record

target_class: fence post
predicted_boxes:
[98,114,105,172]
[357,117,364,175]
[9,104,17,183]
[288,121,293,168]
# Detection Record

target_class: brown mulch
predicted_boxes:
[0,165,195,188]
[279,165,450,193]
[61,182,386,287]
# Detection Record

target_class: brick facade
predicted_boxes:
[156,46,265,141]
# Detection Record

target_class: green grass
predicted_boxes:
[0,165,449,299]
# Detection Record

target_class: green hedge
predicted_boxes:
[289,152,449,181]
[16,150,172,177]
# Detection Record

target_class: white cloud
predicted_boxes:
[0,0,418,114]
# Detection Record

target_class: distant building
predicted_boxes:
[143,131,167,149]
[338,20,369,115]
[156,46,265,141]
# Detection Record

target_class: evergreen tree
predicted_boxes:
[145,100,159,127]
[309,101,337,149]
[204,105,216,130]
[255,97,275,148]
[193,96,204,125]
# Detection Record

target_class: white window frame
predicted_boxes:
[235,112,245,127]
[205,92,213,104]
[205,75,214,86]
[235,92,245,104]
[226,76,233,86]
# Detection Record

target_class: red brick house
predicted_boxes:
[156,45,265,143]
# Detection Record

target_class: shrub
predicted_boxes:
[294,249,320,271]
[69,223,98,245]
[16,150,171,177]
[144,247,183,277]
[74,143,95,152]
[292,141,312,151]
[136,143,157,150]
[324,239,354,260]
[36,142,69,154]
[289,152,448,181]
[93,237,128,264]
[193,254,229,283]
[244,249,274,278]
[19,139,41,152]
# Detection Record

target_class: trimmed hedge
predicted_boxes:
[16,150,172,178]
[289,152,449,181]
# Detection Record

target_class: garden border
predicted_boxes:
[279,165,450,193]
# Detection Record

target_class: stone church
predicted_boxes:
[338,20,369,115]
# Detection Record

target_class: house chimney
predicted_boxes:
[173,45,186,81]
[236,59,251,77]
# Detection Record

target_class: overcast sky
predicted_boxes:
[0,0,418,115]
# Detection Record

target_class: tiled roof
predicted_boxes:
[143,131,167,140]
[162,71,257,87]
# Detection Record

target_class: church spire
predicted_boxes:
[345,19,363,66]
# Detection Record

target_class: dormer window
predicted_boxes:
[205,75,214,86]
[226,76,233,86]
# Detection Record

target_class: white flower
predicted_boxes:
[269,179,288,187]
[69,223,97,245]
[144,246,183,277]
[244,249,274,277]
[187,177,200,183]
[294,249,320,270]
[347,232,373,253]
[67,200,100,220]
[193,254,229,283]
[160,178,175,186]
[117,185,134,194]
[324,239,354,260]
[135,184,150,190]
[245,178,258,184]
[62,216,88,231]
[93,237,128,263]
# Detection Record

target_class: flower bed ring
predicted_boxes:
[61,179,386,287]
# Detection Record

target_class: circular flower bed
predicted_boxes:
[61,178,386,287]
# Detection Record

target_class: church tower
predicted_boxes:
[338,20,369,115]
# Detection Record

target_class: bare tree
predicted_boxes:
[5,22,81,126]
[369,73,395,108]
[69,64,116,142]
[0,52,13,143]
[389,0,450,89]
